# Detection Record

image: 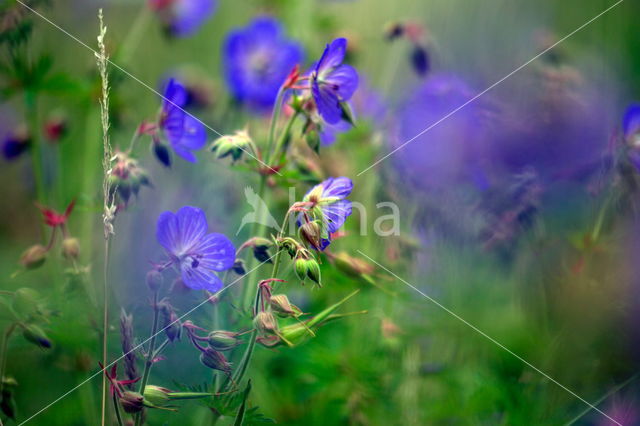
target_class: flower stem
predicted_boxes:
[134,289,160,426]
[0,324,17,395]
[268,111,299,166]
[112,391,124,426]
[265,87,285,159]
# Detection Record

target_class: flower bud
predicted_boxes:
[44,116,67,142]
[232,259,246,275]
[270,294,302,318]
[153,142,171,167]
[299,221,323,250]
[22,324,52,349]
[199,347,231,373]
[207,330,242,351]
[210,130,254,162]
[143,385,171,407]
[333,252,375,277]
[19,244,47,269]
[158,301,181,342]
[294,257,308,282]
[253,311,278,335]
[61,237,80,260]
[306,259,322,286]
[120,391,145,414]
[146,270,164,292]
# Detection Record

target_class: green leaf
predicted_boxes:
[233,380,252,426]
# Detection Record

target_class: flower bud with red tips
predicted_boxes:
[253,311,278,335]
[19,244,47,269]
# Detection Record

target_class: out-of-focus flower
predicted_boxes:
[159,78,207,162]
[223,17,303,110]
[156,206,235,291]
[623,103,640,146]
[19,244,47,269]
[36,199,75,228]
[296,177,353,250]
[310,38,359,124]
[149,0,216,37]
[2,128,30,160]
[108,152,152,204]
[393,73,489,193]
[21,324,52,349]
[43,115,67,142]
[210,130,257,162]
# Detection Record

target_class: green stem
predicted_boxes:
[112,392,124,426]
[134,290,160,426]
[268,111,299,166]
[25,91,46,207]
[265,87,285,160]
[240,176,268,310]
[0,324,17,395]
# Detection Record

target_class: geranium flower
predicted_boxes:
[156,206,235,291]
[310,38,359,124]
[623,103,640,144]
[159,78,207,163]
[297,177,353,250]
[149,0,216,37]
[223,17,303,110]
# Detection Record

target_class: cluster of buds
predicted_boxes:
[275,236,321,286]
[210,130,258,163]
[19,200,79,270]
[183,321,240,378]
[108,151,152,206]
[384,20,430,77]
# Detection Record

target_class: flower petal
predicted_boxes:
[322,199,352,233]
[316,38,347,75]
[156,206,208,255]
[169,115,207,162]
[163,78,188,110]
[324,64,358,101]
[312,80,342,124]
[180,262,224,292]
[170,0,216,37]
[321,176,353,199]
[191,232,236,271]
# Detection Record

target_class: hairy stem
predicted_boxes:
[112,391,124,426]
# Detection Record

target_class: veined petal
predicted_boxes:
[322,199,352,233]
[180,262,224,291]
[163,78,188,110]
[321,176,353,199]
[316,38,347,76]
[170,0,216,37]
[156,206,208,255]
[324,64,358,101]
[191,232,235,271]
[312,79,342,125]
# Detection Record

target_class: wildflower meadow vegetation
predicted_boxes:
[1,0,640,425]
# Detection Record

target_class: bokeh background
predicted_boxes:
[1,0,640,424]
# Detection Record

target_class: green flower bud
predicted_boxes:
[210,130,254,162]
[299,220,323,250]
[19,244,47,269]
[306,259,321,286]
[294,257,308,282]
[199,347,231,373]
[22,324,52,349]
[61,237,80,260]
[143,385,171,407]
[208,330,242,351]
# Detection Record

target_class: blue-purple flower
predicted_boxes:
[310,38,359,125]
[623,103,640,143]
[150,0,216,37]
[2,130,30,160]
[223,17,303,110]
[297,177,353,250]
[159,78,207,163]
[156,206,235,291]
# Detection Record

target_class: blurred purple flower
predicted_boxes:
[223,17,303,110]
[2,132,30,160]
[156,206,235,291]
[298,177,353,250]
[159,78,207,163]
[310,38,359,124]
[150,0,216,37]
[393,73,489,192]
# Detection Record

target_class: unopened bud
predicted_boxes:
[19,244,47,269]
[207,330,242,351]
[146,270,164,292]
[306,259,321,286]
[22,324,52,349]
[270,294,302,318]
[143,385,171,407]
[232,259,246,275]
[253,311,278,334]
[153,142,171,167]
[210,130,254,162]
[299,221,323,250]
[61,237,80,260]
[333,252,374,277]
[158,301,181,342]
[120,391,145,414]
[199,347,231,373]
[294,257,308,282]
